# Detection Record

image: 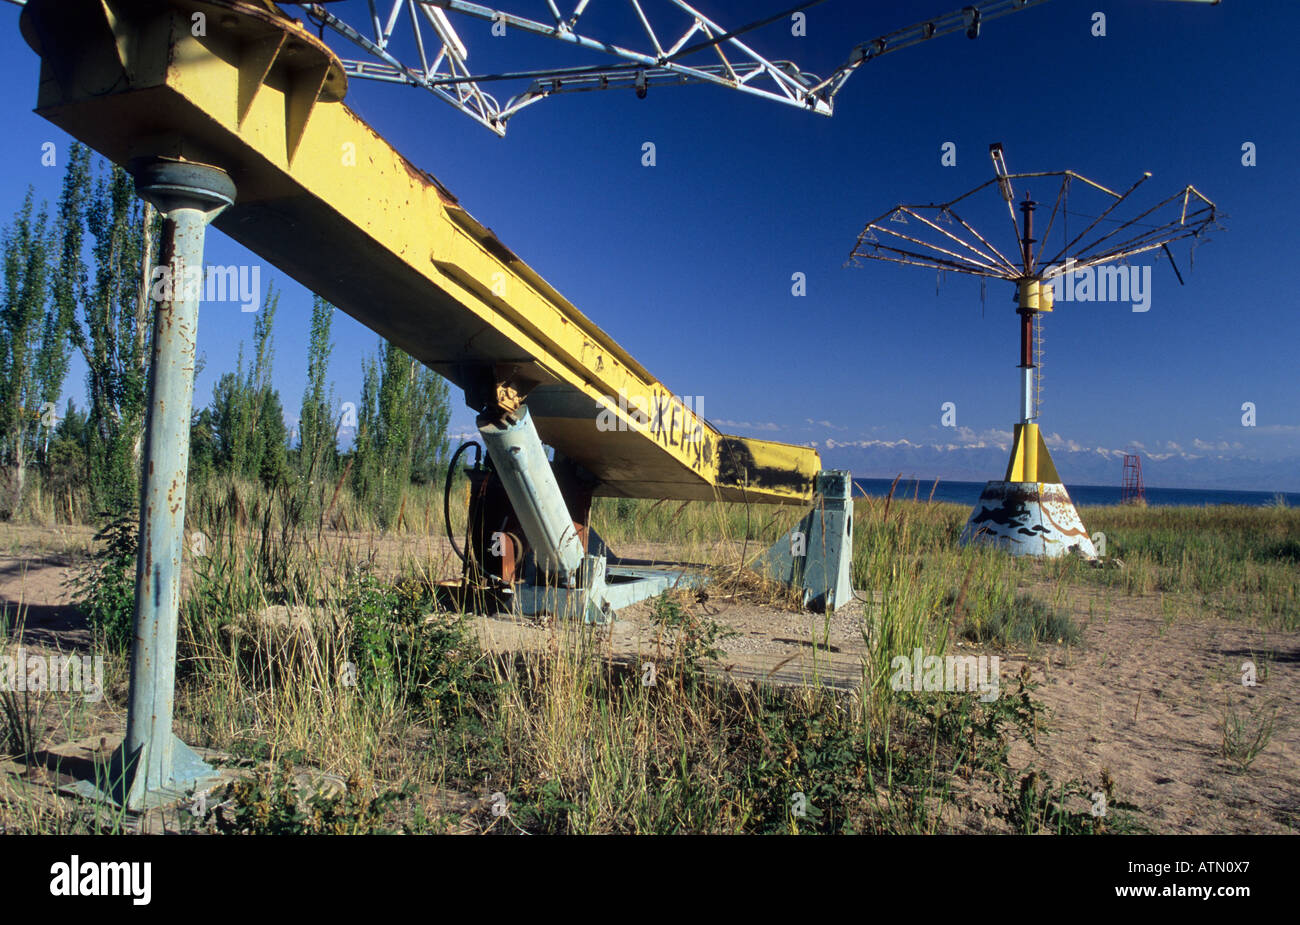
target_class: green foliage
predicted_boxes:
[188,405,218,489]
[958,589,1081,647]
[476,647,1132,835]
[1007,769,1142,834]
[0,682,46,764]
[0,144,452,526]
[352,340,451,527]
[353,344,407,526]
[40,399,90,520]
[296,295,338,483]
[0,188,57,516]
[511,777,584,832]
[747,690,870,833]
[66,512,139,651]
[612,497,637,522]
[255,386,290,489]
[1222,698,1278,771]
[0,144,166,519]
[344,573,401,698]
[213,759,411,835]
[409,362,451,487]
[79,156,156,513]
[1079,503,1300,629]
[343,573,496,730]
[0,600,49,762]
[650,592,734,683]
[208,287,290,489]
[210,366,248,474]
[45,145,88,408]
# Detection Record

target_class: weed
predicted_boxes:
[65,513,138,652]
[343,573,497,732]
[959,590,1080,648]
[1222,699,1278,771]
[649,592,734,684]
[213,759,412,834]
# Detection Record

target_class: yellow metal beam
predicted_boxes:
[21,0,821,503]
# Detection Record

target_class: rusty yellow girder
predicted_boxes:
[20,0,822,503]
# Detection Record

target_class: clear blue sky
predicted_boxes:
[1,1,1295,488]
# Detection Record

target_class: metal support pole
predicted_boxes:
[77,158,236,810]
[477,404,633,623]
[1012,278,1043,483]
[1017,196,1038,429]
[1018,311,1035,425]
[476,404,585,585]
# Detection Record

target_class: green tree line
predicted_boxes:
[0,142,451,526]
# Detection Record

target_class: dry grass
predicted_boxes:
[0,480,1295,833]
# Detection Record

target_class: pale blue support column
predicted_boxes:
[476,405,586,586]
[75,158,235,810]
[755,470,855,612]
[477,404,710,624]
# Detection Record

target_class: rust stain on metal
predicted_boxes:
[353,110,460,208]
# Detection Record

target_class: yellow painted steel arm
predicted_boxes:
[20,0,822,503]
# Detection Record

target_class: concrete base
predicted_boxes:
[960,480,1097,558]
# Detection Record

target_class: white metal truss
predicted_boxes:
[849,166,1221,282]
[293,0,1053,134]
[0,0,1226,135]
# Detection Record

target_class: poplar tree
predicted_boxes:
[74,154,157,512]
[0,190,55,515]
[208,284,288,487]
[297,295,336,481]
[352,339,452,527]
[409,363,451,486]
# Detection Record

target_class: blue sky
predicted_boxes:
[1,1,1296,489]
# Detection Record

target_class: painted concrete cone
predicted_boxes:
[960,421,1097,558]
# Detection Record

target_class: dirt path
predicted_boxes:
[1002,584,1298,834]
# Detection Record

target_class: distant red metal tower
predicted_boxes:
[1121,454,1145,504]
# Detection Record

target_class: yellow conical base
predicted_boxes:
[1004,422,1060,483]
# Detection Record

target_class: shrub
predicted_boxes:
[342,573,496,731]
[67,513,139,651]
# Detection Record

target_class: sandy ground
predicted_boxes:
[1,526,1295,834]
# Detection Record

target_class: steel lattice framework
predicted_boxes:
[292,0,1052,134]
[849,143,1221,423]
[849,153,1220,285]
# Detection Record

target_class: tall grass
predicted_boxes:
[1081,504,1300,629]
[4,479,1293,833]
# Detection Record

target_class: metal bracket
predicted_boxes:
[511,553,706,625]
[64,735,221,811]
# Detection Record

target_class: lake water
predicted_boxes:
[852,478,1300,509]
